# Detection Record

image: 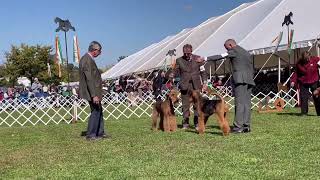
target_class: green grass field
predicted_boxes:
[1,108,320,179]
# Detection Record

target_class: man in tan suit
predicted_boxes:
[79,41,110,140]
[176,44,207,129]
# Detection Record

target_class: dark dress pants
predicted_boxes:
[233,83,252,130]
[181,82,199,126]
[86,101,105,138]
[299,82,320,115]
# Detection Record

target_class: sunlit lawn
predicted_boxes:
[0,107,320,179]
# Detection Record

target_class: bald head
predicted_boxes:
[224,39,237,50]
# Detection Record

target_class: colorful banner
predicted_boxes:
[288,29,294,54]
[55,36,63,77]
[73,35,80,63]
[272,31,283,52]
[55,36,63,64]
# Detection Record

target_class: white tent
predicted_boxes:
[121,28,194,76]
[136,2,253,73]
[101,43,158,79]
[194,0,282,56]
[102,0,320,79]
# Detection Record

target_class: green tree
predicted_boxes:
[0,65,10,87]
[4,44,53,85]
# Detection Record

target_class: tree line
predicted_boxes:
[0,44,80,87]
[0,44,126,87]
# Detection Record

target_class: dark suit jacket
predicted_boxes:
[79,53,103,101]
[176,55,207,91]
[207,46,255,86]
[153,75,166,91]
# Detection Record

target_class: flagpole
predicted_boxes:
[278,57,281,83]
[64,31,70,91]
[287,25,291,77]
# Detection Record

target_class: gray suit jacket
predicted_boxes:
[79,53,103,101]
[176,55,207,91]
[207,46,255,86]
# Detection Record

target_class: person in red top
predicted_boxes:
[296,51,320,115]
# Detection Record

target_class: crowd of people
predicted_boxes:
[0,78,77,102]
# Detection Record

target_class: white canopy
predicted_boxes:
[103,0,320,79]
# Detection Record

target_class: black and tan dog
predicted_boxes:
[191,90,230,136]
[151,89,179,132]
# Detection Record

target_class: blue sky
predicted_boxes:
[0,0,254,68]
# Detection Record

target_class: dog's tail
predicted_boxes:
[210,93,227,117]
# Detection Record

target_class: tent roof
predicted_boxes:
[102,0,320,79]
[240,0,320,55]
[122,28,194,76]
[194,0,282,56]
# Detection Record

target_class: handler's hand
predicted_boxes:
[202,83,208,92]
[195,56,205,63]
[93,96,100,104]
[290,82,295,87]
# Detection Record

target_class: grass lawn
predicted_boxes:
[0,107,320,179]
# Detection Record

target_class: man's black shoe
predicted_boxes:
[86,136,100,141]
[231,128,244,134]
[182,124,190,130]
[81,131,87,136]
[243,128,251,133]
[98,134,112,139]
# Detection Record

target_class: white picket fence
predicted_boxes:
[0,87,300,127]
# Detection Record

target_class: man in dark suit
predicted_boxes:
[176,44,207,129]
[200,39,255,133]
[79,41,110,140]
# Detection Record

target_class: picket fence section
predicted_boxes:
[0,87,299,127]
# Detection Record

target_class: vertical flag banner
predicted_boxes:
[288,29,294,54]
[73,35,80,63]
[271,31,283,52]
[55,36,63,77]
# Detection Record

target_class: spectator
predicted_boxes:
[296,51,320,116]
[152,70,166,101]
[31,78,42,95]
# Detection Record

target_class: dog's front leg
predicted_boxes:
[170,115,177,132]
[151,109,159,131]
[216,111,230,136]
[198,112,205,135]
[163,115,170,132]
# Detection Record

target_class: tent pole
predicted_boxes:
[287,25,291,79]
[210,65,212,81]
[252,55,255,69]
[317,41,320,56]
[278,57,281,83]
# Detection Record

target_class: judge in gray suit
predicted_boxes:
[79,41,110,140]
[201,39,255,133]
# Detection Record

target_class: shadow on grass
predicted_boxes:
[177,124,225,136]
[276,112,317,117]
[183,129,223,136]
